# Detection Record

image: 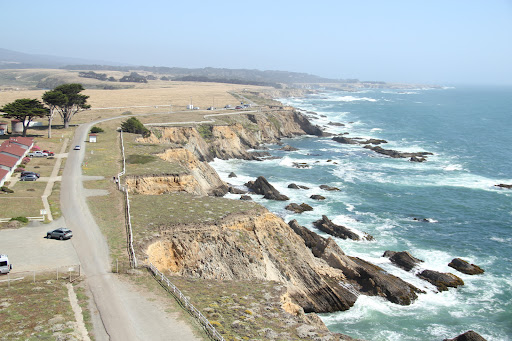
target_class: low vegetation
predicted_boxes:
[0,277,81,340]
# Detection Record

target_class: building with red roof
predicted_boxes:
[0,141,27,158]
[0,153,18,171]
[0,168,9,187]
[9,136,34,150]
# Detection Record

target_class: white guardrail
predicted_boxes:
[117,130,137,268]
[148,263,225,341]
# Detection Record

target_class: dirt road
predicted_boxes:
[61,122,201,341]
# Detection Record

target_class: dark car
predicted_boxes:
[20,171,40,178]
[20,174,38,181]
[47,228,73,240]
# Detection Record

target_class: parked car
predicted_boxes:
[47,228,73,240]
[43,150,55,156]
[27,150,48,157]
[235,105,243,109]
[73,145,81,150]
[20,174,38,181]
[0,254,12,274]
[20,171,40,178]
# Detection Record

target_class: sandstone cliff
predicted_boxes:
[125,148,227,196]
[140,109,326,162]
[146,211,359,314]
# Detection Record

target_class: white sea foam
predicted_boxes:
[330,95,378,102]
[442,164,463,171]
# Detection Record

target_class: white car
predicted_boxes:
[0,254,12,274]
[73,145,81,150]
[28,150,48,157]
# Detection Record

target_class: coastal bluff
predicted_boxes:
[128,108,426,337]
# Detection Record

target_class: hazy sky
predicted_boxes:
[2,0,512,85]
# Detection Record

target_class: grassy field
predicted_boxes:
[129,193,263,230]
[157,275,311,341]
[0,276,85,341]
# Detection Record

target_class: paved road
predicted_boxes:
[61,122,200,341]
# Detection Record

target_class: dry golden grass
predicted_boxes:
[0,69,269,122]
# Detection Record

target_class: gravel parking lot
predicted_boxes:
[0,217,80,273]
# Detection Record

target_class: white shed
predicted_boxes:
[89,134,97,143]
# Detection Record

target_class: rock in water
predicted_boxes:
[240,195,252,200]
[288,183,300,189]
[417,270,464,291]
[495,183,512,189]
[313,215,361,240]
[443,330,487,341]
[285,203,313,213]
[310,194,326,200]
[228,172,237,178]
[245,176,289,201]
[320,184,340,191]
[289,220,421,306]
[448,258,484,275]
[228,186,247,194]
[383,251,424,272]
[280,145,299,151]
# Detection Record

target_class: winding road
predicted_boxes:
[61,121,200,341]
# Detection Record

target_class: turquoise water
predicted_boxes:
[211,87,512,340]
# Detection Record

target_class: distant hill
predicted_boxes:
[0,48,348,86]
[0,48,125,69]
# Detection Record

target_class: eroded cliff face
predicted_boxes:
[146,211,358,313]
[139,109,326,162]
[125,148,227,196]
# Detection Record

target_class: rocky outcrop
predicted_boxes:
[448,258,484,275]
[289,220,421,306]
[383,251,423,272]
[288,183,309,190]
[417,270,464,291]
[228,186,247,194]
[228,172,237,178]
[147,212,357,313]
[320,185,340,191]
[310,195,326,200]
[140,109,326,163]
[495,183,512,189]
[313,215,374,241]
[280,145,299,151]
[240,195,252,200]
[285,203,313,213]
[245,176,289,201]
[364,145,433,160]
[333,136,387,145]
[443,330,487,341]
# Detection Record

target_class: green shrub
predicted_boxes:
[121,117,150,137]
[1,186,13,193]
[10,216,28,223]
[197,125,213,140]
[90,126,104,133]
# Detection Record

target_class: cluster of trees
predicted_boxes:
[119,72,147,83]
[79,71,116,82]
[1,83,90,137]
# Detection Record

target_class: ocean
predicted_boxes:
[211,86,512,340]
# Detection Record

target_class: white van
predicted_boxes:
[0,254,12,274]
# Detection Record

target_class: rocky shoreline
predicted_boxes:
[131,105,485,340]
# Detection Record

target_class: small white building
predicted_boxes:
[89,134,97,143]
